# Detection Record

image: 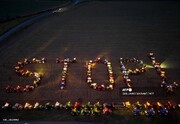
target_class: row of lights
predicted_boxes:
[1,101,112,115]
[123,101,180,116]
[2,101,179,116]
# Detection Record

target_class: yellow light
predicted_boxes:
[146,102,150,106]
[157,102,161,106]
[160,58,174,69]
[124,101,131,108]
[160,63,168,69]
[144,64,153,69]
[91,63,96,68]
[38,72,44,76]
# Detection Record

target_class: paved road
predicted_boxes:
[0,0,86,43]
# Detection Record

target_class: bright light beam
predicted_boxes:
[160,59,173,69]
[144,64,153,69]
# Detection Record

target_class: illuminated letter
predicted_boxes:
[57,58,77,90]
[6,58,45,93]
[119,57,145,88]
[86,57,114,91]
[148,52,178,93]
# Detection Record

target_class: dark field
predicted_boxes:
[0,0,69,21]
[0,0,180,123]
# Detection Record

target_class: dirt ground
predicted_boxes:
[0,1,180,106]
